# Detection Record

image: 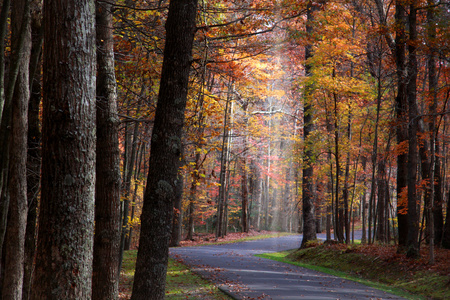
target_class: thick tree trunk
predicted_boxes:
[130,0,197,298]
[92,0,121,299]
[30,0,96,298]
[2,0,31,298]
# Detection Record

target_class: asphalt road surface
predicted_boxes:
[169,234,406,300]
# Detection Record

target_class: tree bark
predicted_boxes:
[130,0,197,298]
[0,0,10,119]
[300,0,317,248]
[22,2,43,299]
[394,0,409,250]
[170,170,184,247]
[92,0,121,299]
[30,0,96,298]
[2,0,31,298]
[241,102,249,233]
[406,2,419,258]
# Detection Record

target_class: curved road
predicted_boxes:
[169,234,405,299]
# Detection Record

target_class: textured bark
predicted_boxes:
[406,2,419,258]
[30,0,96,298]
[2,0,31,298]
[300,0,317,249]
[0,0,29,256]
[0,0,10,117]
[23,3,43,299]
[130,0,197,298]
[92,0,121,299]
[394,1,409,249]
[169,172,183,247]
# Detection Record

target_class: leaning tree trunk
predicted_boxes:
[2,0,31,298]
[92,0,121,299]
[30,0,96,298]
[130,0,198,298]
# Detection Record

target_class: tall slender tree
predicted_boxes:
[130,0,198,298]
[406,0,419,258]
[300,0,318,248]
[31,0,96,298]
[92,0,121,299]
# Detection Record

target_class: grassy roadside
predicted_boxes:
[119,231,290,299]
[120,250,232,299]
[256,243,450,300]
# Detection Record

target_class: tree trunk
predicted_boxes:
[0,0,30,256]
[0,0,10,118]
[23,2,43,299]
[406,2,419,258]
[2,0,31,298]
[170,170,184,247]
[217,80,232,238]
[120,120,140,259]
[426,0,443,252]
[343,109,352,244]
[186,152,200,241]
[300,0,317,248]
[92,0,121,299]
[241,102,249,233]
[361,157,367,244]
[376,161,387,243]
[30,0,96,298]
[130,0,197,298]
[394,0,409,251]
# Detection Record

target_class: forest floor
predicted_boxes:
[119,230,450,299]
[261,241,450,299]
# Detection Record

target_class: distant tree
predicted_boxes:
[130,0,198,298]
[30,0,96,298]
[92,0,121,299]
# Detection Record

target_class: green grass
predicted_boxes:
[256,245,449,300]
[121,250,232,299]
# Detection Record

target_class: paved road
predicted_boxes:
[169,234,406,299]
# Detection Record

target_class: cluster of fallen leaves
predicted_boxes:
[350,243,450,276]
[178,230,280,247]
